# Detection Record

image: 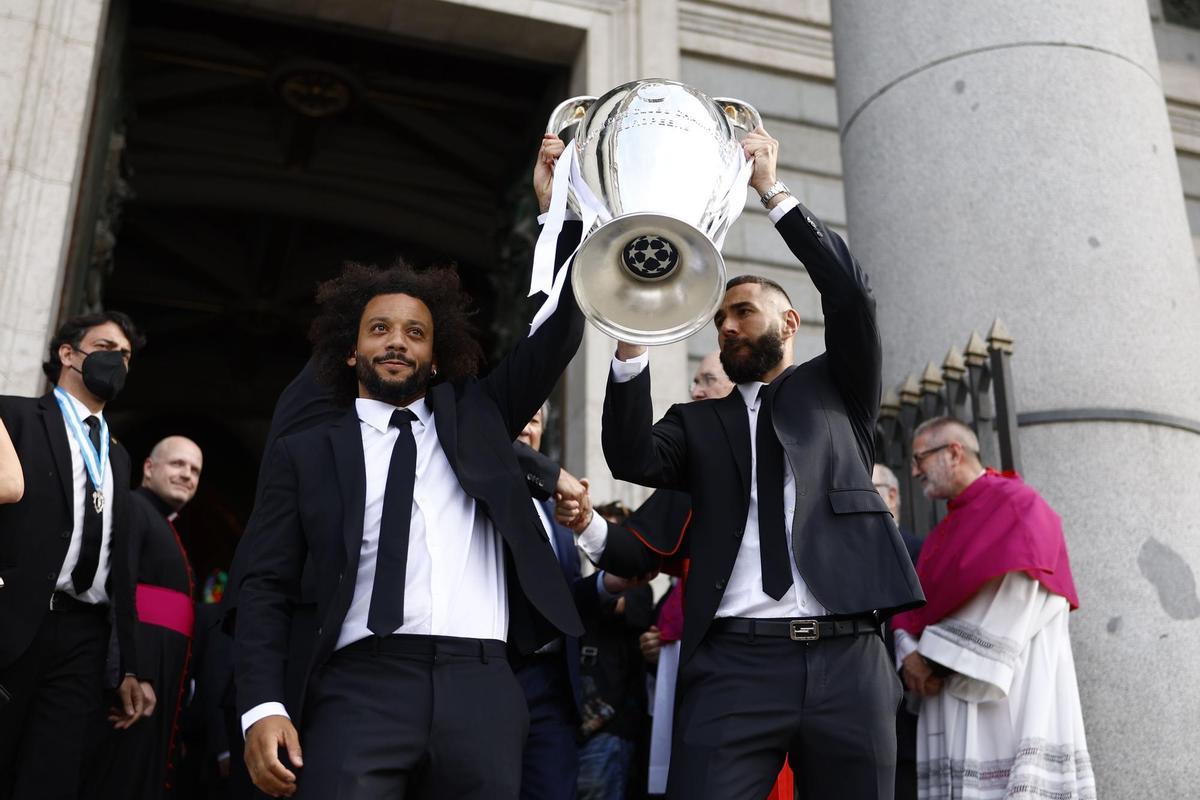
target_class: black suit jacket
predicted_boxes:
[235,265,587,718]
[599,203,924,667]
[0,393,139,675]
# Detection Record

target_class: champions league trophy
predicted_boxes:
[532,79,761,345]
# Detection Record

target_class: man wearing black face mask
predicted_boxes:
[0,310,150,800]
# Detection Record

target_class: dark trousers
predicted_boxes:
[894,707,919,800]
[667,627,902,800]
[515,655,579,800]
[0,604,109,800]
[295,634,528,800]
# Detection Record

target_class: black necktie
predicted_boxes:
[71,416,104,595]
[367,408,419,636]
[755,385,793,600]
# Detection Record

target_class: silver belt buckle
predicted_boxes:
[789,619,819,641]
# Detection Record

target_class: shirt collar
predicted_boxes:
[736,382,767,410]
[355,395,432,434]
[136,485,175,518]
[57,386,105,423]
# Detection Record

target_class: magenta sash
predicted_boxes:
[136,583,194,638]
[893,470,1079,638]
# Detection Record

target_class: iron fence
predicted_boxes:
[874,319,1021,537]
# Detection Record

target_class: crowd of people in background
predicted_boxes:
[0,124,1090,800]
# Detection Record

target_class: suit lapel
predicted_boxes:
[328,408,367,566]
[38,394,74,511]
[713,391,751,498]
[763,365,800,440]
[428,385,459,474]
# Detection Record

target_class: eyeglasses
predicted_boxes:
[910,443,951,468]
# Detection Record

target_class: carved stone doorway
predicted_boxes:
[94,0,568,580]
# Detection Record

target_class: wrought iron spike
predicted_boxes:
[987,317,1014,354]
[899,373,921,405]
[880,386,901,417]
[942,345,966,380]
[964,330,989,366]
[920,361,944,393]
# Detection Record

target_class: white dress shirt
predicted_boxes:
[243,395,510,734]
[337,397,509,648]
[56,389,115,605]
[713,381,826,619]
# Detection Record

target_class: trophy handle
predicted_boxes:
[714,97,762,134]
[546,96,596,135]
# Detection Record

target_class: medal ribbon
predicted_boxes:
[53,387,109,497]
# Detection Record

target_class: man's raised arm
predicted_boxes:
[483,135,586,438]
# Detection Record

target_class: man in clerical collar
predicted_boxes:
[142,436,204,517]
[894,416,1092,800]
[0,311,149,800]
[90,435,205,800]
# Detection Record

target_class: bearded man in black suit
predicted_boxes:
[593,127,925,800]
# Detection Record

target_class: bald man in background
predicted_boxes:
[87,436,204,800]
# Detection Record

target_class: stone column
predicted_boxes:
[0,0,111,394]
[831,2,1200,795]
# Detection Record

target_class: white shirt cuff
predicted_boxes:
[894,628,918,672]
[241,702,289,738]
[767,195,801,224]
[610,350,649,383]
[576,511,609,563]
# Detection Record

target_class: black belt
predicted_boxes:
[342,634,507,662]
[48,591,106,614]
[710,615,879,642]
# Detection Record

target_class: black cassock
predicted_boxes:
[88,486,195,799]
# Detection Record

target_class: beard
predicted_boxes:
[720,330,785,384]
[357,352,433,406]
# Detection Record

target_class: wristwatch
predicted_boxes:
[759,180,791,208]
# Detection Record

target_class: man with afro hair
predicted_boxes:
[235,134,597,800]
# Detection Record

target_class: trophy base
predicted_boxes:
[572,212,726,346]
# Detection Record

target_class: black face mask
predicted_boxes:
[72,350,128,402]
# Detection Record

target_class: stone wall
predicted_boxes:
[0,0,110,395]
[676,0,840,376]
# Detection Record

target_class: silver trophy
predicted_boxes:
[547,79,761,345]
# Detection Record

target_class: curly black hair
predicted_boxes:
[309,260,483,404]
[42,310,146,384]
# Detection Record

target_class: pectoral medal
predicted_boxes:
[52,388,112,518]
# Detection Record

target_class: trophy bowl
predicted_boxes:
[547,79,760,345]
